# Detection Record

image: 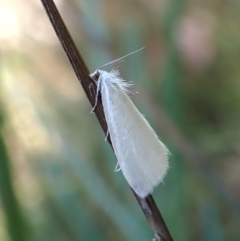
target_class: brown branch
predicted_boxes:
[40,0,173,240]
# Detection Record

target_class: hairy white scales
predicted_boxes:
[90,69,169,198]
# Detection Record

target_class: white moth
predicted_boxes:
[90,49,169,198]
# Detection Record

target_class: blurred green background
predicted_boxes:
[1,0,240,241]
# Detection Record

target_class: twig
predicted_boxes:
[40,0,173,240]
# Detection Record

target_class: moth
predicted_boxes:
[90,49,169,198]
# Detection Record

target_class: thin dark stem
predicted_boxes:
[40,1,173,240]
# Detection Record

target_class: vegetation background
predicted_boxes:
[1,0,240,240]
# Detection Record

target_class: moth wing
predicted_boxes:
[101,83,169,198]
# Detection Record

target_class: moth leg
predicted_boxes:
[91,97,98,113]
[105,129,109,141]
[114,162,121,172]
[89,83,94,96]
[91,79,102,113]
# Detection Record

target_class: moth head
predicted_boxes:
[90,70,101,82]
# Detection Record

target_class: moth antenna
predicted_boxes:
[98,47,145,70]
